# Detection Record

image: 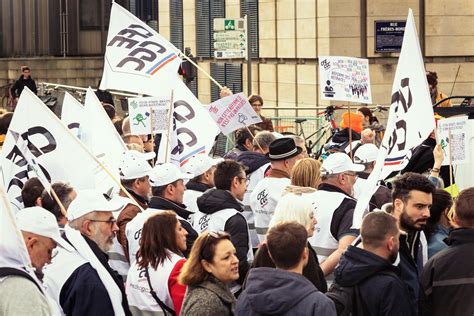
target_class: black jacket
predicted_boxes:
[236,267,336,315]
[148,196,198,258]
[197,189,250,286]
[251,242,327,293]
[236,151,270,174]
[11,75,37,98]
[223,144,248,160]
[60,236,131,316]
[357,172,392,210]
[334,246,415,316]
[186,179,212,193]
[421,228,474,316]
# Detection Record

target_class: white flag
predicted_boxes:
[352,9,435,228]
[61,92,84,139]
[83,88,127,194]
[0,88,113,211]
[100,2,182,94]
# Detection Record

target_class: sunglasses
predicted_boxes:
[200,231,230,260]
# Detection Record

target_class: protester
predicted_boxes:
[43,190,131,315]
[248,95,274,132]
[289,135,309,158]
[426,71,452,107]
[252,192,327,292]
[223,126,261,160]
[421,187,474,316]
[391,172,435,314]
[236,130,275,249]
[122,134,146,153]
[423,189,453,258]
[290,157,321,188]
[308,152,363,282]
[330,211,415,316]
[250,137,303,242]
[237,222,336,315]
[40,181,77,228]
[183,154,222,215]
[122,117,154,154]
[323,111,364,155]
[10,66,37,100]
[21,177,44,208]
[0,207,71,315]
[196,160,253,292]
[126,211,187,315]
[95,80,115,107]
[180,231,238,316]
[111,150,154,280]
[126,162,196,261]
[358,106,381,130]
[353,143,392,209]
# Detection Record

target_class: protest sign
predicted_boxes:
[0,88,112,211]
[319,56,372,104]
[208,92,262,135]
[100,2,182,94]
[437,116,469,166]
[352,9,435,228]
[128,96,171,135]
[61,92,84,139]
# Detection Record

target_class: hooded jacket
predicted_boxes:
[197,189,251,286]
[334,246,414,316]
[236,267,336,315]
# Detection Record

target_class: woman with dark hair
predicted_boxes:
[248,95,274,132]
[358,106,380,128]
[424,189,453,258]
[126,211,188,315]
[180,231,239,316]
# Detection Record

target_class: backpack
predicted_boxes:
[0,267,43,293]
[326,282,364,316]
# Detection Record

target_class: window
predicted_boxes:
[170,0,184,51]
[195,0,225,57]
[79,0,112,30]
[210,63,242,101]
[240,0,259,58]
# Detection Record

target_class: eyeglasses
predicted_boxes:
[200,231,230,260]
[89,218,117,227]
[252,103,263,107]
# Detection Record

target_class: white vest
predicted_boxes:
[243,163,270,248]
[183,189,203,216]
[126,208,165,264]
[126,251,184,315]
[250,177,290,242]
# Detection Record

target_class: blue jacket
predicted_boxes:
[334,246,415,316]
[236,267,336,315]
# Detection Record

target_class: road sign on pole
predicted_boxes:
[214,18,246,59]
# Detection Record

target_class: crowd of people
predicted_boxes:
[0,75,473,316]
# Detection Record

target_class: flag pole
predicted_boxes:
[347,103,353,161]
[179,52,223,89]
[245,125,264,153]
[49,188,67,216]
[165,90,175,163]
[149,107,156,167]
[448,129,454,196]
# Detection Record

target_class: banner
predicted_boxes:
[319,56,372,104]
[61,92,84,139]
[437,116,469,166]
[83,88,127,194]
[155,79,219,167]
[0,88,110,211]
[128,96,171,135]
[352,9,435,228]
[100,2,182,94]
[208,93,262,135]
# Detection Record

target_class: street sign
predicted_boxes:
[214,40,246,50]
[374,20,406,53]
[214,18,245,31]
[214,31,246,41]
[214,50,245,59]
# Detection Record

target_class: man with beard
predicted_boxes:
[330,211,414,316]
[391,172,435,315]
[43,190,131,315]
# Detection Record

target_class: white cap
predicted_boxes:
[149,163,193,187]
[321,152,365,175]
[354,144,379,164]
[119,150,155,180]
[184,154,222,177]
[16,207,73,251]
[67,189,126,221]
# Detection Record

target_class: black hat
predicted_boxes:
[266,138,302,161]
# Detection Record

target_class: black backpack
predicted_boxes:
[0,267,43,293]
[326,282,364,316]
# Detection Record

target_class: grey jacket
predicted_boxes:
[181,275,236,316]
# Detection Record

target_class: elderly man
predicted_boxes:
[0,207,71,315]
[43,190,131,316]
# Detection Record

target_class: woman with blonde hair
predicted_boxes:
[250,192,327,292]
[290,158,322,188]
[180,231,239,315]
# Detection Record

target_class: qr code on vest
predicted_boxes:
[151,109,169,131]
[451,133,465,161]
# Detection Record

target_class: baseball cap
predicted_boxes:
[321,152,365,175]
[184,154,222,177]
[67,189,126,221]
[119,150,155,180]
[149,163,193,187]
[354,144,379,164]
[16,207,74,251]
